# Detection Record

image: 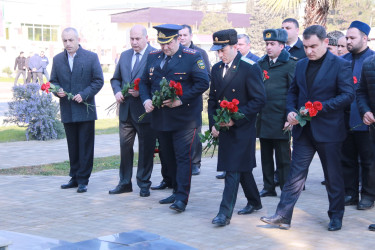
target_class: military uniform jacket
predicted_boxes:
[50,46,104,123]
[139,44,210,131]
[111,45,155,124]
[256,49,297,139]
[208,52,266,172]
[288,38,306,60]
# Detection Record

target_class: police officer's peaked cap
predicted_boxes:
[153,24,183,44]
[210,29,238,51]
[263,29,288,43]
[349,21,371,36]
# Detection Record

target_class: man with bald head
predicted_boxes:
[109,25,157,197]
[50,27,104,193]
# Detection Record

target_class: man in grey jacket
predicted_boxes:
[50,27,104,193]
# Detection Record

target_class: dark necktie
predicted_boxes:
[161,56,171,71]
[131,52,140,79]
[223,64,229,77]
[270,60,275,66]
[285,45,291,51]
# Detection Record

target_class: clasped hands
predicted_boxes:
[115,90,139,103]
[143,98,182,113]
[57,88,82,103]
[363,111,375,125]
[211,119,234,138]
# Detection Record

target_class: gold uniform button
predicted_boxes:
[149,78,151,80]
[232,89,235,92]
[187,104,190,106]
[218,100,221,103]
[214,89,216,92]
[180,77,182,79]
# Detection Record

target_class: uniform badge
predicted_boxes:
[266,33,271,38]
[197,60,205,69]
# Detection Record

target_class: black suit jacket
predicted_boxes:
[287,50,354,142]
[208,52,266,172]
[288,38,306,60]
[111,45,155,123]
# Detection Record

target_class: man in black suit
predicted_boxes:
[109,25,156,197]
[260,25,354,231]
[51,27,104,193]
[281,18,306,60]
[208,29,266,226]
[139,24,209,212]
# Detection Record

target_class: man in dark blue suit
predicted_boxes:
[261,25,354,231]
[50,27,104,193]
[341,21,375,209]
[139,24,209,212]
[208,29,266,226]
[237,34,260,62]
[109,25,156,197]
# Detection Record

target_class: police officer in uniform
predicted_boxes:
[208,29,266,226]
[139,24,209,212]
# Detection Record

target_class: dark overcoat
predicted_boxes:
[256,49,297,139]
[287,51,354,142]
[208,52,266,172]
[139,44,209,131]
[110,45,155,123]
[50,46,104,123]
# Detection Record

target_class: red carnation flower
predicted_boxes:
[227,102,235,111]
[353,76,358,84]
[41,84,46,91]
[169,80,176,88]
[232,98,239,105]
[313,101,323,111]
[220,100,229,108]
[232,105,238,113]
[305,101,313,109]
[309,108,318,117]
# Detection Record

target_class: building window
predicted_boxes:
[21,23,59,41]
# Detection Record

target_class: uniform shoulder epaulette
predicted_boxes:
[241,56,255,65]
[150,49,162,55]
[183,47,197,55]
[290,56,298,61]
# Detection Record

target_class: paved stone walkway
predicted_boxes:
[0,135,375,249]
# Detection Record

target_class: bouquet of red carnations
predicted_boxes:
[138,78,183,121]
[40,82,94,112]
[105,78,140,114]
[295,101,323,127]
[199,98,245,157]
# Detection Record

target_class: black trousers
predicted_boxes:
[64,121,95,185]
[341,131,375,200]
[158,128,196,204]
[219,170,261,219]
[191,125,202,168]
[276,126,345,221]
[118,118,156,189]
[260,138,291,190]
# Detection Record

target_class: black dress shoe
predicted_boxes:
[259,189,277,197]
[321,180,326,185]
[260,214,291,229]
[61,180,78,189]
[357,198,374,210]
[169,200,186,212]
[192,165,200,175]
[212,213,230,226]
[159,194,176,204]
[109,184,132,194]
[344,195,358,206]
[216,172,226,179]
[238,204,262,215]
[328,218,342,231]
[77,184,87,193]
[151,181,171,190]
[140,188,150,197]
[369,224,375,231]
